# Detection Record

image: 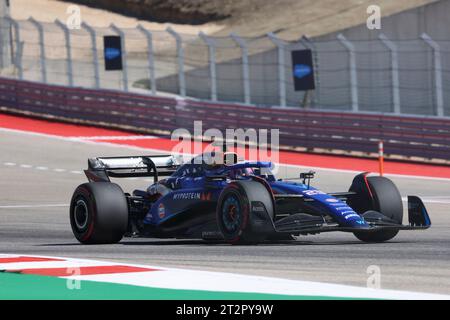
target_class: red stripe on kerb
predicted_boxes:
[11,265,159,277]
[0,256,65,263]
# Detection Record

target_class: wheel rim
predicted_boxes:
[221,195,241,234]
[74,199,89,230]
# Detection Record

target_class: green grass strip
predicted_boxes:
[0,272,362,300]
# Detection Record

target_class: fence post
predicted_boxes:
[81,21,100,89]
[137,24,156,95]
[54,19,74,87]
[28,17,47,84]
[5,16,23,80]
[110,24,129,92]
[230,33,251,105]
[337,34,358,112]
[167,27,186,97]
[267,32,286,107]
[199,31,217,102]
[0,3,12,69]
[15,41,24,80]
[421,33,444,117]
[379,34,401,114]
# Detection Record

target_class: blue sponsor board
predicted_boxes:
[103,36,123,71]
[291,49,315,91]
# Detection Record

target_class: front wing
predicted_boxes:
[252,196,431,236]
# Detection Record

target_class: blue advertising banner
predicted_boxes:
[104,36,123,71]
[291,49,315,91]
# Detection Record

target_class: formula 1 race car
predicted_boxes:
[70,151,431,244]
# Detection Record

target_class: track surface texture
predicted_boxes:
[1,127,450,295]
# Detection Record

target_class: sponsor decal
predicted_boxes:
[302,190,326,196]
[344,213,361,220]
[173,193,201,200]
[326,198,340,203]
[294,64,312,79]
[158,203,166,219]
[252,204,266,212]
[202,231,222,238]
[335,206,352,211]
[330,203,346,207]
[104,47,121,60]
[200,192,212,201]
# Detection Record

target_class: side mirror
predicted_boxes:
[300,171,316,188]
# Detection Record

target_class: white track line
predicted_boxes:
[70,135,157,141]
[2,162,76,175]
[0,204,69,209]
[2,129,450,200]
[1,126,450,182]
[1,162,153,183]
[402,197,450,205]
[278,162,450,183]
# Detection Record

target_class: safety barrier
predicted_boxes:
[0,78,449,162]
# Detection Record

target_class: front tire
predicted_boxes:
[216,181,274,244]
[70,183,128,244]
[348,174,403,243]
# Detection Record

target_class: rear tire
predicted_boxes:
[348,175,403,243]
[70,183,128,244]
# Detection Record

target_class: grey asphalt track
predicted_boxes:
[1,129,450,295]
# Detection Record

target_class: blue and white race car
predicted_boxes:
[70,151,431,244]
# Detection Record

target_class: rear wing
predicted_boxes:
[84,155,180,183]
